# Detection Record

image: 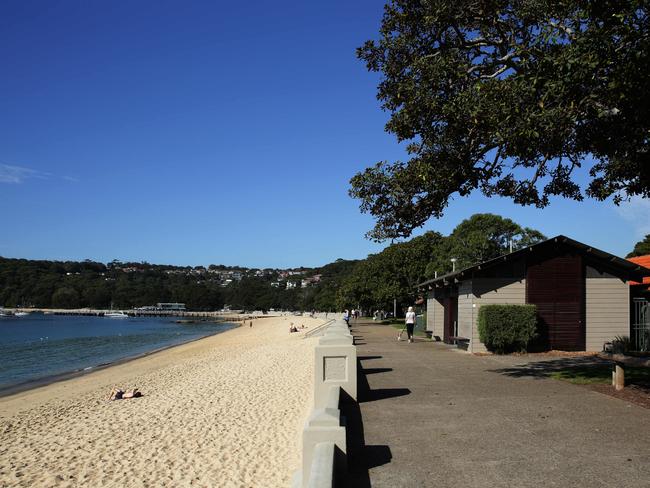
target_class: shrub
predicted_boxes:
[478,304,537,354]
[612,335,632,354]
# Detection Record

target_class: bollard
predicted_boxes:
[615,363,625,391]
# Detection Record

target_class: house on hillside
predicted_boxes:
[418,236,650,353]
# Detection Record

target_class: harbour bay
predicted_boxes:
[0,314,236,393]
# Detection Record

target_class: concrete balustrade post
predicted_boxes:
[314,327,357,405]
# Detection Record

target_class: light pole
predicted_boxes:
[451,258,458,272]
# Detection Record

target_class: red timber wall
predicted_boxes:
[526,253,585,351]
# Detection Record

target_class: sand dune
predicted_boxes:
[0,316,321,487]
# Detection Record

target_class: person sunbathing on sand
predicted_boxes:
[122,388,141,399]
[108,387,142,401]
[108,387,123,401]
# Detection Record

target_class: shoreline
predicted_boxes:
[0,322,240,399]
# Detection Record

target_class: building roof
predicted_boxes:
[417,235,650,289]
[627,255,650,286]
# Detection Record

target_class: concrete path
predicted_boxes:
[342,323,650,488]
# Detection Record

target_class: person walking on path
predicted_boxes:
[405,306,416,343]
[343,309,350,327]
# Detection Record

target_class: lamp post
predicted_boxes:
[451,258,458,272]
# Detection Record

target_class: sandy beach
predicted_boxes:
[0,315,322,487]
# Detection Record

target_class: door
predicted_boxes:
[443,296,458,343]
[527,254,584,351]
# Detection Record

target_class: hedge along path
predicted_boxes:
[478,304,537,354]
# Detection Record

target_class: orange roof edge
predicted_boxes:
[627,255,650,286]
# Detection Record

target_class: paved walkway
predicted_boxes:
[342,323,650,488]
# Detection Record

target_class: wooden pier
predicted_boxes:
[2,308,264,321]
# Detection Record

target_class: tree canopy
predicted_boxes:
[445,213,546,268]
[337,231,446,312]
[337,213,546,313]
[0,258,357,312]
[627,234,650,257]
[353,0,650,240]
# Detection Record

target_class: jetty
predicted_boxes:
[1,308,265,321]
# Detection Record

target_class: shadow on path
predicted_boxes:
[363,367,393,375]
[487,356,613,380]
[340,352,408,487]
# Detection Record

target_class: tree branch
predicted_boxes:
[548,20,576,40]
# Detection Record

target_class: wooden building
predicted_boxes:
[419,236,650,353]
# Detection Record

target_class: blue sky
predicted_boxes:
[1,1,648,268]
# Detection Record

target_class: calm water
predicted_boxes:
[0,313,236,392]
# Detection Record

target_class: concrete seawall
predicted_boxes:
[294,315,356,488]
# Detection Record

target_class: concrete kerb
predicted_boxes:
[301,387,347,486]
[320,330,353,346]
[307,443,336,488]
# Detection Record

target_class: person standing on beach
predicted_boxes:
[405,306,416,343]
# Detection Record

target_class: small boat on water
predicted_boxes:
[14,311,30,317]
[0,310,14,317]
[105,311,129,318]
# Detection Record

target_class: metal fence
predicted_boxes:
[632,298,650,352]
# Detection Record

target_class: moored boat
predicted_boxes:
[104,311,129,318]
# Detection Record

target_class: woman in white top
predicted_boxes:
[405,306,416,343]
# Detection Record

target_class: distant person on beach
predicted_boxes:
[405,306,416,343]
